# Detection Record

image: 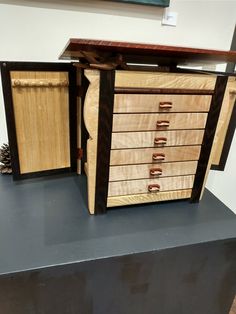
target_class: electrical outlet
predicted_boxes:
[162,11,178,27]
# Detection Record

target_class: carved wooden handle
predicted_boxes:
[159,102,173,109]
[148,184,160,193]
[156,120,170,128]
[150,168,162,176]
[154,137,167,145]
[12,79,69,88]
[152,153,165,161]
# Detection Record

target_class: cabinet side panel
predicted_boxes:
[83,70,100,214]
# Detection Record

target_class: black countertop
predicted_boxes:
[0,174,235,276]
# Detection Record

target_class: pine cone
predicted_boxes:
[0,143,12,174]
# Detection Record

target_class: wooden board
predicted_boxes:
[107,189,192,207]
[109,161,198,181]
[111,130,204,149]
[60,38,236,66]
[108,175,194,196]
[10,71,70,174]
[83,70,100,214]
[110,146,201,165]
[114,94,212,113]
[115,71,216,90]
[112,113,207,132]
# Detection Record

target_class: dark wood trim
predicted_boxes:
[13,168,72,180]
[0,62,21,179]
[94,70,115,214]
[68,64,77,172]
[0,61,77,179]
[191,76,228,202]
[115,87,214,95]
[211,25,236,171]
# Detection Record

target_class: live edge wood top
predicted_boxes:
[59,38,236,68]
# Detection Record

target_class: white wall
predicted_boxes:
[0,0,235,212]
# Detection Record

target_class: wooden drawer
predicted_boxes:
[109,161,198,181]
[111,130,204,149]
[112,113,207,132]
[114,94,212,113]
[108,175,195,197]
[107,189,192,207]
[115,71,217,90]
[110,146,201,165]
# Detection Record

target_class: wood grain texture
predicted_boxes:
[60,38,236,64]
[191,76,228,202]
[230,297,236,314]
[112,113,207,132]
[115,71,216,90]
[94,70,115,214]
[110,146,201,165]
[83,69,100,214]
[10,71,70,173]
[114,94,212,113]
[108,174,194,196]
[211,77,236,166]
[107,189,192,207]
[109,161,198,181]
[111,130,204,149]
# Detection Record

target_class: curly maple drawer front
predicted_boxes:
[114,94,212,113]
[112,113,207,132]
[111,129,204,149]
[108,175,195,197]
[109,161,198,182]
[110,146,201,166]
[115,71,216,90]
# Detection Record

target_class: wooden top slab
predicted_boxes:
[59,38,236,68]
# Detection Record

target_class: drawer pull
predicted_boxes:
[152,153,165,161]
[150,168,163,176]
[156,120,170,128]
[148,184,160,193]
[159,102,173,109]
[154,137,167,145]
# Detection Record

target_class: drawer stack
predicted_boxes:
[108,93,212,202]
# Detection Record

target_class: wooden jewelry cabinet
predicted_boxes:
[1,39,236,214]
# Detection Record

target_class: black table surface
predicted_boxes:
[0,174,235,276]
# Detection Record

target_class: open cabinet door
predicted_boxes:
[0,62,77,179]
[211,76,236,170]
[211,25,236,171]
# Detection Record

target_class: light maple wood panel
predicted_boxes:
[108,175,195,196]
[115,71,216,90]
[83,69,100,214]
[111,130,204,149]
[110,146,201,165]
[107,189,192,207]
[109,161,198,181]
[212,77,236,165]
[114,94,212,113]
[10,71,70,174]
[112,113,207,132]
